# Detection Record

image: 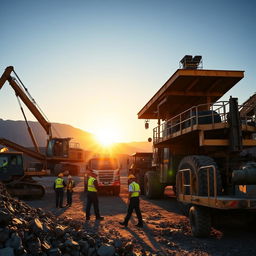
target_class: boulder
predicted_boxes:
[97,244,115,256]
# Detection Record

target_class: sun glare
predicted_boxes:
[95,129,117,147]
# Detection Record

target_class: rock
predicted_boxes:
[29,218,43,233]
[78,240,89,254]
[0,208,12,226]
[87,237,96,247]
[0,247,15,256]
[41,240,51,251]
[70,251,80,256]
[0,227,10,242]
[12,218,23,225]
[88,247,97,256]
[43,223,52,233]
[48,248,62,256]
[97,244,115,256]
[5,232,23,250]
[124,242,134,253]
[114,239,122,248]
[65,239,80,250]
[28,237,42,255]
[55,225,67,237]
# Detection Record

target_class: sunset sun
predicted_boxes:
[95,129,117,147]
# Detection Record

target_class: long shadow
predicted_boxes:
[125,224,168,255]
[79,189,128,217]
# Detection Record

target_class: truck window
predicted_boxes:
[91,159,118,170]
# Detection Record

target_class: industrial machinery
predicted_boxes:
[0,149,46,198]
[84,157,120,196]
[137,55,256,237]
[128,152,153,194]
[0,66,85,197]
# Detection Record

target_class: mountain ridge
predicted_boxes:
[0,119,152,154]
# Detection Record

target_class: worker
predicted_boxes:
[85,170,104,221]
[66,175,75,207]
[0,159,8,168]
[119,174,143,228]
[54,173,66,208]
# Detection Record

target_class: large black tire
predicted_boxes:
[178,155,222,196]
[144,171,164,199]
[189,206,211,237]
[113,186,120,196]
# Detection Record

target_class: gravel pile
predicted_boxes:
[0,182,138,256]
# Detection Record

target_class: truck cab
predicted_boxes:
[85,157,120,196]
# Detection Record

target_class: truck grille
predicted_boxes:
[98,171,114,183]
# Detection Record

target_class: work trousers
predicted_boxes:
[67,190,73,205]
[55,188,64,208]
[86,191,100,218]
[124,197,143,224]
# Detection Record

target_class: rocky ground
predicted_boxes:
[1,173,256,256]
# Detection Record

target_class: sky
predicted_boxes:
[0,0,255,143]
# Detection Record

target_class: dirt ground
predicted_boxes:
[25,172,256,256]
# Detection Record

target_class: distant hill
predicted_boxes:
[0,119,152,154]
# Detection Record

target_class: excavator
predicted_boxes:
[0,66,85,198]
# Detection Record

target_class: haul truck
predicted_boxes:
[85,157,120,196]
[137,55,256,237]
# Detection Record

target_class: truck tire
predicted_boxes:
[178,155,222,196]
[189,206,211,237]
[113,186,120,196]
[144,171,164,199]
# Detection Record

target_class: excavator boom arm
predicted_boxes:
[0,66,51,136]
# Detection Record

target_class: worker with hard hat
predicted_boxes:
[85,169,104,221]
[119,174,143,227]
[66,175,75,207]
[54,173,66,208]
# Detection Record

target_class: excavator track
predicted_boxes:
[5,177,45,199]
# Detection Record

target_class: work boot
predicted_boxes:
[96,216,104,221]
[119,221,127,227]
[135,223,143,228]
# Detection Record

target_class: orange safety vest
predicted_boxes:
[67,180,75,191]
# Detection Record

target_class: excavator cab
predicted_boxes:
[0,152,24,181]
[46,138,84,162]
[46,138,70,158]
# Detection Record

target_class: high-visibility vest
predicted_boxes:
[55,178,64,188]
[1,161,8,168]
[131,182,140,197]
[67,180,75,191]
[88,176,97,192]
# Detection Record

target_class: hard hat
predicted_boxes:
[58,173,64,177]
[128,174,136,179]
[68,175,72,179]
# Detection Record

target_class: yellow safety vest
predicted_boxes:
[131,182,140,197]
[55,178,64,188]
[88,176,97,192]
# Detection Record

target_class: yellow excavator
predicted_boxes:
[0,66,85,198]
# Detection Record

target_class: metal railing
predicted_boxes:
[177,165,218,203]
[153,100,256,143]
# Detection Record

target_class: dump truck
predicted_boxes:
[84,156,121,196]
[128,152,153,194]
[137,55,256,237]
